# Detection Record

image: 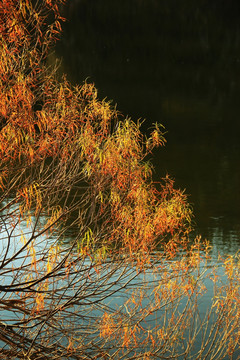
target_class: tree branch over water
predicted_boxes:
[0,1,239,359]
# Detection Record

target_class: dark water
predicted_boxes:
[53,0,240,256]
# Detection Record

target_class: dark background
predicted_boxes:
[53,0,240,254]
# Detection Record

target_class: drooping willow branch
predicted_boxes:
[0,1,239,359]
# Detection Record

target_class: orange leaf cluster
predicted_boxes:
[0,0,192,260]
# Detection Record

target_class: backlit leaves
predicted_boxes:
[0,1,240,359]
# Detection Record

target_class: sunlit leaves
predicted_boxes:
[3,1,240,359]
[17,182,42,216]
[46,244,59,273]
[146,122,166,152]
[0,0,194,317]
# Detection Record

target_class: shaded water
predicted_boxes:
[53,0,240,256]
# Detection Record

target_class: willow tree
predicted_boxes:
[0,1,239,359]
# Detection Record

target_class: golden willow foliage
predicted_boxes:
[0,1,239,359]
[0,0,192,256]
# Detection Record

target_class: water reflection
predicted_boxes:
[1,219,239,359]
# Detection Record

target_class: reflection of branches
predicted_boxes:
[0,197,240,359]
[0,184,239,359]
[0,1,239,359]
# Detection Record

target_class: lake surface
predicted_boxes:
[53,0,240,257]
[1,2,240,357]
[1,217,238,359]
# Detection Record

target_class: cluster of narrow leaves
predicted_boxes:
[0,1,239,359]
[97,241,240,360]
[0,0,192,258]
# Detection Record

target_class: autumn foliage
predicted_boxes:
[0,1,239,359]
[0,0,192,256]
